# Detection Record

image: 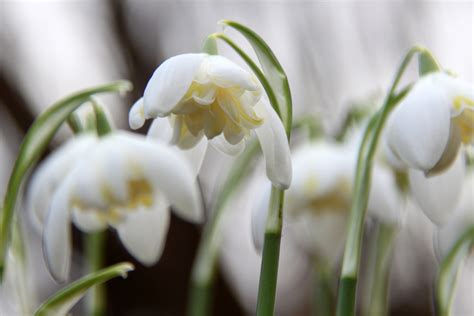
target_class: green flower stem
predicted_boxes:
[0,80,131,281]
[188,140,260,316]
[312,263,334,316]
[336,46,426,316]
[67,112,84,134]
[367,223,397,316]
[85,232,107,316]
[256,187,284,316]
[436,225,474,316]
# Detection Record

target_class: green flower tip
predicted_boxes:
[118,262,135,279]
[115,80,133,96]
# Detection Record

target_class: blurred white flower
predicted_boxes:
[129,53,292,189]
[435,170,474,260]
[385,72,473,225]
[252,140,402,264]
[29,132,202,282]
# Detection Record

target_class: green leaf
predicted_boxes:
[0,81,132,279]
[35,262,134,316]
[219,20,292,134]
[418,48,441,76]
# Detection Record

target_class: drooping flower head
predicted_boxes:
[384,72,473,225]
[28,132,203,282]
[386,72,473,175]
[129,53,292,189]
[252,140,402,263]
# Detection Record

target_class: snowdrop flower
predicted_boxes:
[435,170,474,260]
[385,72,473,225]
[129,53,291,189]
[29,132,202,282]
[252,140,401,264]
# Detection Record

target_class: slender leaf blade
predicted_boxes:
[35,262,134,316]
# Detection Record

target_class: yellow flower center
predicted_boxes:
[452,96,474,144]
[73,179,154,225]
[171,82,263,148]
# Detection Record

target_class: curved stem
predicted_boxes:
[336,46,424,316]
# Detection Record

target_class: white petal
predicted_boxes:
[147,117,174,144]
[207,55,259,91]
[144,54,206,117]
[254,100,292,190]
[386,77,452,172]
[209,134,245,156]
[43,182,73,283]
[148,117,208,177]
[117,204,170,266]
[129,98,146,130]
[71,208,107,233]
[368,165,403,226]
[251,185,271,253]
[409,152,465,226]
[108,132,203,223]
[435,172,474,260]
[27,134,97,231]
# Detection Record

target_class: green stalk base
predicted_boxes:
[256,232,282,316]
[187,282,213,316]
[336,277,357,316]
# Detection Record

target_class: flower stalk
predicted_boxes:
[336,46,431,316]
[312,263,334,316]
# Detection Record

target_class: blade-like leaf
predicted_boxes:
[219,20,292,134]
[35,262,134,316]
[0,81,132,278]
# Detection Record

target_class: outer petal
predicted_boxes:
[117,204,170,266]
[144,54,206,117]
[368,164,403,226]
[206,55,259,91]
[108,132,203,223]
[129,98,146,130]
[254,100,292,190]
[409,152,465,226]
[27,134,97,231]
[209,134,245,156]
[147,117,208,177]
[435,172,474,260]
[386,76,452,172]
[71,208,107,233]
[43,181,74,283]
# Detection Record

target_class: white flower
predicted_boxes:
[385,72,473,175]
[29,132,202,282]
[435,170,474,260]
[129,53,292,190]
[252,140,402,263]
[385,72,473,225]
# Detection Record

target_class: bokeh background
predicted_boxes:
[0,1,472,315]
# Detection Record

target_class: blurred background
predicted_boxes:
[0,1,472,315]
